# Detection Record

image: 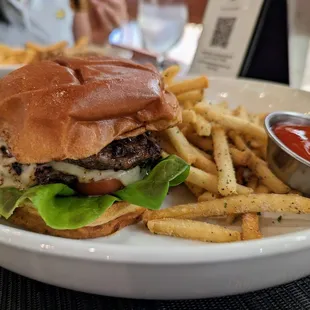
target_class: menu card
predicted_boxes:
[190,0,264,77]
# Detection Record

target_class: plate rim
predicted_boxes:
[1,76,310,265]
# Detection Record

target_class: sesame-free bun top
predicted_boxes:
[0,56,181,163]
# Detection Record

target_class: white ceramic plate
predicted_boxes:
[2,77,310,300]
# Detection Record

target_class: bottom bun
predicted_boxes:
[9,202,145,239]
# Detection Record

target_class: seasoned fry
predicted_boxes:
[248,154,289,194]
[177,89,203,103]
[247,175,258,190]
[228,131,247,151]
[229,132,289,193]
[226,214,237,225]
[216,101,229,109]
[251,114,260,126]
[235,167,245,185]
[185,133,213,151]
[187,167,253,195]
[75,36,89,48]
[185,182,205,197]
[191,145,217,174]
[191,144,212,160]
[25,41,44,52]
[167,76,209,95]
[234,105,249,120]
[195,102,267,142]
[198,192,220,202]
[230,147,251,166]
[255,184,271,193]
[183,100,195,110]
[162,65,180,86]
[193,114,212,136]
[165,127,196,164]
[241,213,262,240]
[147,218,241,243]
[212,126,237,196]
[145,194,310,221]
[182,110,197,124]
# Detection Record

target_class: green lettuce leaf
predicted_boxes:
[0,155,189,229]
[115,155,190,210]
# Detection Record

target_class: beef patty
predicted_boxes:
[66,133,161,171]
[35,134,161,186]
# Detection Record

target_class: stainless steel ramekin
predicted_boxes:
[265,111,310,196]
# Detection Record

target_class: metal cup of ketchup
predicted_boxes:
[265,111,310,196]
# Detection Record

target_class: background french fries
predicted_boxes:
[0,37,90,65]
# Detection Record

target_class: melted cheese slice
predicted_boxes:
[0,138,146,189]
[49,162,145,185]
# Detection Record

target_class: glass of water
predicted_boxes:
[138,0,188,65]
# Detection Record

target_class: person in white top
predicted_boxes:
[0,0,128,47]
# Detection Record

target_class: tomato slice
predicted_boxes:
[75,178,123,196]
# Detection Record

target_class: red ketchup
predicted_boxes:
[273,123,310,161]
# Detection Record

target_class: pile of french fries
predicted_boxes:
[0,36,89,65]
[143,65,310,243]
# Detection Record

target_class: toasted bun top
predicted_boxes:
[0,56,180,163]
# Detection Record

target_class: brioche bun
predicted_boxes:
[0,56,180,163]
[9,202,145,239]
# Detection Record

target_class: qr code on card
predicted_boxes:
[210,17,236,48]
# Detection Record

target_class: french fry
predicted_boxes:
[241,174,261,240]
[43,40,67,52]
[177,89,204,103]
[229,147,250,166]
[241,213,262,240]
[198,192,220,202]
[187,167,253,195]
[183,100,195,110]
[185,132,213,151]
[25,42,44,52]
[226,215,237,225]
[195,102,267,143]
[158,131,215,173]
[191,144,212,160]
[235,167,245,185]
[145,194,310,221]
[185,182,205,197]
[193,114,212,136]
[229,132,289,194]
[162,65,180,86]
[75,36,89,48]
[216,101,229,109]
[228,131,248,151]
[156,134,178,155]
[255,184,271,193]
[234,105,249,120]
[23,50,36,64]
[248,154,289,194]
[212,126,237,196]
[250,114,260,126]
[167,76,208,95]
[182,110,197,124]
[147,218,241,243]
[191,145,217,174]
[258,113,268,127]
[165,127,196,164]
[247,175,258,190]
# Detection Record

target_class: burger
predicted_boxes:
[0,56,189,239]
